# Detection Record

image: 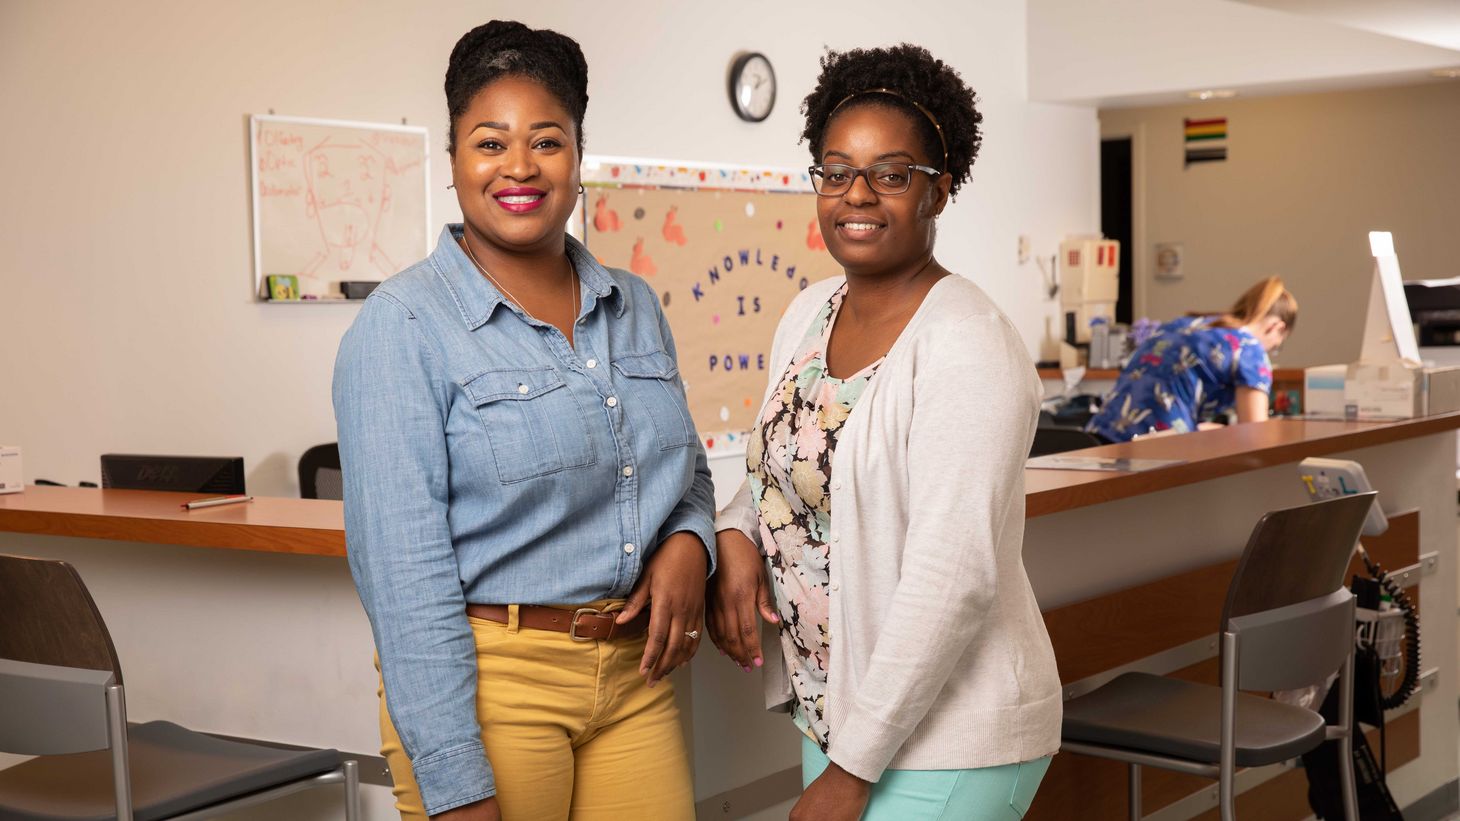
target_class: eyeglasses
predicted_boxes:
[808,162,942,197]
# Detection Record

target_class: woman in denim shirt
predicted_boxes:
[333,21,714,821]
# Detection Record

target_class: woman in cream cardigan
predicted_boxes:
[711,44,1061,820]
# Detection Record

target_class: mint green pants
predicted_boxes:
[802,737,1052,820]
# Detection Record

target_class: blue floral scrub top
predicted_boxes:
[1087,316,1272,442]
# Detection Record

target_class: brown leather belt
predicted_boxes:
[466,603,649,642]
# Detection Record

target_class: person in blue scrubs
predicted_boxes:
[1087,277,1297,443]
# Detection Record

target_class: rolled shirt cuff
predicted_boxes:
[826,704,912,783]
[659,515,718,577]
[413,742,496,816]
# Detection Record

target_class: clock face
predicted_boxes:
[730,53,776,122]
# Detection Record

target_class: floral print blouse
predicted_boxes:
[746,284,880,750]
[1086,316,1273,443]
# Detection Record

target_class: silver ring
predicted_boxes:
[685,630,700,640]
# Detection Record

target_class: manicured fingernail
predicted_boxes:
[754,657,763,668]
[742,665,751,672]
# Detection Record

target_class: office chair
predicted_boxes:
[298,443,342,501]
[1060,492,1371,821]
[0,553,360,821]
[1029,426,1104,457]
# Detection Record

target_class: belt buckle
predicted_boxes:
[569,607,603,642]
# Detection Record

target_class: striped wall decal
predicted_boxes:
[1184,117,1227,166]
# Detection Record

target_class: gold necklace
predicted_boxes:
[461,235,579,324]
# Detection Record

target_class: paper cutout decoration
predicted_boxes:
[662,206,688,246]
[630,238,657,277]
[807,219,827,251]
[593,195,622,231]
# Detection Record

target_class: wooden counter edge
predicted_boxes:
[1027,413,1460,518]
[0,507,345,557]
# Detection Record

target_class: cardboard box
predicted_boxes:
[0,446,21,494]
[1343,362,1460,419]
[1424,365,1460,415]
[1304,365,1347,417]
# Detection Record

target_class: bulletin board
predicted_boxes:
[580,157,839,452]
[249,115,430,299]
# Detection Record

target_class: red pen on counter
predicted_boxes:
[181,495,254,511]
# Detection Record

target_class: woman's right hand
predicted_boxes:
[707,529,780,670]
[431,796,501,821]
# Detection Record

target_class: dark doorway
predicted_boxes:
[1101,138,1133,324]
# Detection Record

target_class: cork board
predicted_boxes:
[249,115,430,299]
[580,160,839,449]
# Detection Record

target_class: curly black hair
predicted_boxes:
[801,44,982,198]
[444,21,589,154]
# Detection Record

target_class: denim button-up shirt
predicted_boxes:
[332,225,716,815]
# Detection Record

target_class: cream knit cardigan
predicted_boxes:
[717,274,1062,782]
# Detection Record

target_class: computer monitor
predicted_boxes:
[100,454,246,494]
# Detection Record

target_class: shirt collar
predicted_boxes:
[431,224,626,330]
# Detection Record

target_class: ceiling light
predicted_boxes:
[1187,89,1238,101]
[1432,68,1460,79]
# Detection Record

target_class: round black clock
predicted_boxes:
[728,52,776,122]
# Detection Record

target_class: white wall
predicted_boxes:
[1099,80,1460,368]
[1028,0,1460,107]
[0,0,1098,498]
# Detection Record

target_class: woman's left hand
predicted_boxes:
[616,532,708,687]
[790,763,871,821]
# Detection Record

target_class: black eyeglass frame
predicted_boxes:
[808,162,943,197]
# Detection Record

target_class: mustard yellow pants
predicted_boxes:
[377,604,694,820]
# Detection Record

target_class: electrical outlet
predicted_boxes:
[1017,235,1031,265]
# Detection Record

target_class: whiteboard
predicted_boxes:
[249,115,430,299]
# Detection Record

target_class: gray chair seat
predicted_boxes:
[0,720,342,821]
[1063,672,1327,768]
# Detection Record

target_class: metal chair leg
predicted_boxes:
[1219,775,1236,821]
[1337,652,1360,821]
[343,759,361,821]
[105,684,134,821]
[1128,762,1142,821]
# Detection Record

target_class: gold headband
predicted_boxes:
[829,88,948,170]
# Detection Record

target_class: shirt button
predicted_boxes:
[830,534,840,543]
[586,359,598,369]
[605,396,618,408]
[831,583,840,592]
[833,480,843,491]
[517,384,529,395]
[622,465,634,477]
[623,543,636,554]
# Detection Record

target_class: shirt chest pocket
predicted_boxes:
[462,367,596,484]
[611,351,697,451]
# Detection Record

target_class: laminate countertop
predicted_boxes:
[4,413,1456,555]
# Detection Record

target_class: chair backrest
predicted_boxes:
[1220,493,1374,691]
[298,443,342,500]
[1029,427,1104,457]
[0,659,116,754]
[1229,588,1355,692]
[0,554,123,755]
[0,553,121,679]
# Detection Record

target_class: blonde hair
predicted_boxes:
[1216,276,1297,332]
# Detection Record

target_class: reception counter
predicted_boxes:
[2,413,1456,820]
[5,414,1454,551]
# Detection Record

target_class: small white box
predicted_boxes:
[0,446,22,494]
[1422,365,1460,415]
[1304,365,1347,417]
[1344,362,1460,419]
[1345,361,1423,419]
